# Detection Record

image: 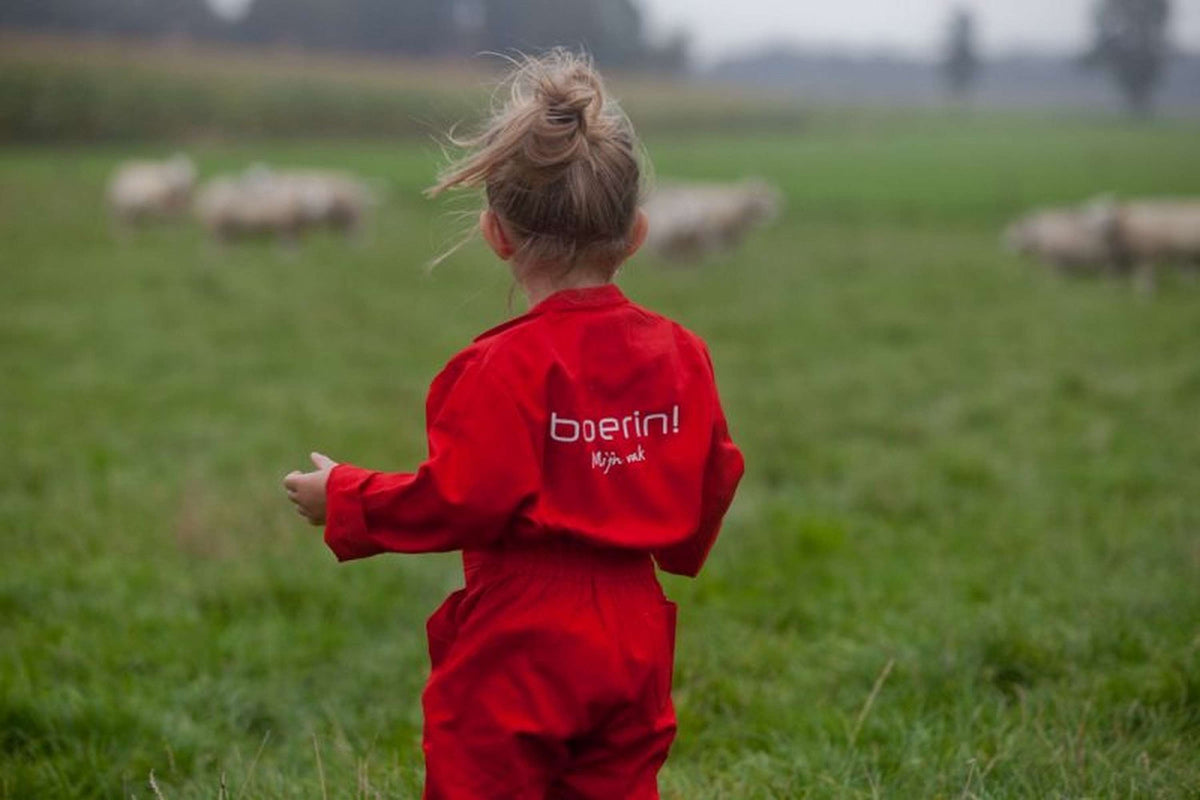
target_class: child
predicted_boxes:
[284,50,744,800]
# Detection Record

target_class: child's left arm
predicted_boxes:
[652,393,743,577]
[653,339,744,577]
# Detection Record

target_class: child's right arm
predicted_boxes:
[322,351,539,561]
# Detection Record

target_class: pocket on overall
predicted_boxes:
[426,588,468,669]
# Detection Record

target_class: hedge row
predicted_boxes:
[0,60,485,142]
[0,35,808,142]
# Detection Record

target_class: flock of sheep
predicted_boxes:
[107,155,1199,290]
[106,154,783,259]
[107,155,375,242]
[1005,196,1200,290]
[641,180,1198,290]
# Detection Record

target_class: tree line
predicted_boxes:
[942,0,1177,115]
[0,0,688,70]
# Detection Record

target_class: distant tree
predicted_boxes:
[0,0,219,38]
[941,6,980,102]
[234,0,352,49]
[346,0,456,55]
[643,29,691,73]
[0,0,674,70]
[479,0,647,67]
[232,0,455,53]
[1084,0,1172,115]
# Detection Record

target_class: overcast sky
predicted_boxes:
[206,0,1200,63]
[640,0,1200,63]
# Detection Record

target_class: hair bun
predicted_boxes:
[427,48,643,271]
[537,66,602,137]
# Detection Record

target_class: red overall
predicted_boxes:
[324,284,744,799]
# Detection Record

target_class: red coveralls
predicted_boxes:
[324,284,744,799]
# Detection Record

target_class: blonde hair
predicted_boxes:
[428,49,644,272]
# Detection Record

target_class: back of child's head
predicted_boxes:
[429,49,644,271]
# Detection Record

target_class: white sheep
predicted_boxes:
[195,169,303,243]
[643,179,781,262]
[275,169,375,235]
[1002,204,1115,275]
[1105,199,1200,265]
[194,166,374,243]
[1005,196,1200,290]
[107,154,196,224]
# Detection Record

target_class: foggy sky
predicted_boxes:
[643,0,1200,62]
[206,0,1200,62]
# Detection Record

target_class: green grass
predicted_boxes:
[2,114,1200,798]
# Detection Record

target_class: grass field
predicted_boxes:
[2,113,1200,798]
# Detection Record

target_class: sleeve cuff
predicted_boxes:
[653,542,703,578]
[324,463,377,562]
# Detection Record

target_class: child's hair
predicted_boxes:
[428,49,644,272]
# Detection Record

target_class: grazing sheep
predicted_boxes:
[194,166,374,243]
[277,169,375,235]
[195,171,303,243]
[107,154,196,224]
[1098,198,1200,292]
[643,179,781,262]
[1002,205,1115,275]
[1104,199,1200,265]
[1005,197,1200,290]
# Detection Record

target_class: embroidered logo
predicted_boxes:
[549,405,679,473]
[591,445,646,474]
[549,405,680,443]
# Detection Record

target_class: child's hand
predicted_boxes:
[283,452,338,526]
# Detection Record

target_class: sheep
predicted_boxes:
[1002,205,1115,276]
[1094,198,1200,292]
[194,166,374,243]
[643,179,781,262]
[1105,199,1200,264]
[107,154,196,224]
[1005,197,1200,291]
[195,169,305,243]
[276,169,375,236]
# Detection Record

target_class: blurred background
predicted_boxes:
[3,2,1200,799]
[2,0,1200,141]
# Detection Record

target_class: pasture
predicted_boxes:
[2,114,1200,798]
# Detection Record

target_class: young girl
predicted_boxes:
[284,50,743,800]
